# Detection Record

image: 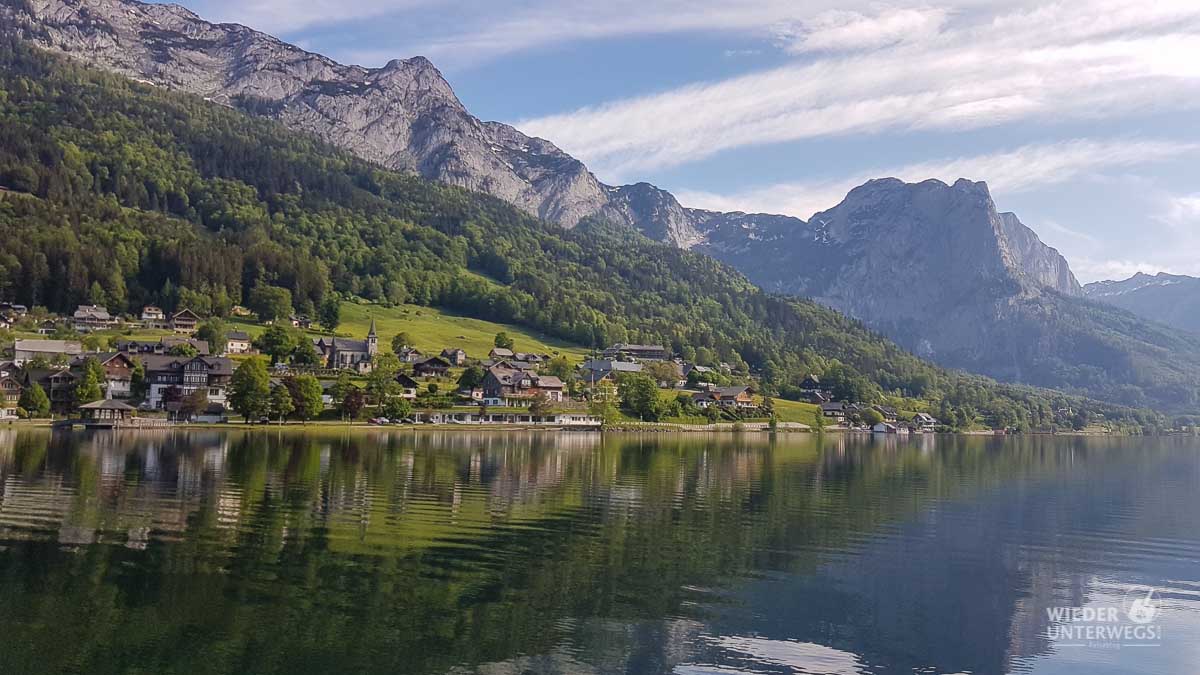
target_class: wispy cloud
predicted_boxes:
[674,138,1200,219]
[517,1,1200,180]
[777,6,949,54]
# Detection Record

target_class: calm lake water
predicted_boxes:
[1,430,1198,675]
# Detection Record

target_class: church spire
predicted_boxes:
[367,315,378,356]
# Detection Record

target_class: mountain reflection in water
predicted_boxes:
[1,429,1198,674]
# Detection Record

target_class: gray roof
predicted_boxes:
[227,331,251,341]
[73,305,113,320]
[313,336,371,353]
[14,339,83,354]
[582,360,643,373]
[138,355,234,376]
[79,399,137,411]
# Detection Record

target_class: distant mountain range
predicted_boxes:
[1085,273,1200,334]
[7,0,1200,411]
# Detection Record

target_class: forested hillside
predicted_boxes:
[0,37,1165,430]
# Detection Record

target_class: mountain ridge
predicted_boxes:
[1085,272,1200,334]
[9,0,1200,413]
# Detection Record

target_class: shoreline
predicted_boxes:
[1,419,1136,435]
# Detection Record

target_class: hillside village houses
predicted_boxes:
[482,365,565,407]
[692,385,755,410]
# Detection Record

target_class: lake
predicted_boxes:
[1,429,1198,674]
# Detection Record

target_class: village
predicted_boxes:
[0,301,938,433]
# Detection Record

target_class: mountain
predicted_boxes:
[1,34,1163,431]
[1085,273,1200,333]
[5,0,1200,413]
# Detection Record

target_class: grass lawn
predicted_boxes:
[770,398,823,427]
[6,302,590,372]
[334,302,590,361]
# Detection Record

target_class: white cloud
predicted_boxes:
[517,0,1200,180]
[674,138,1200,219]
[778,6,949,54]
[1161,194,1200,228]
[1072,259,1171,283]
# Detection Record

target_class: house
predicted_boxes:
[692,385,756,409]
[481,366,565,407]
[395,373,420,399]
[799,374,826,393]
[0,303,28,317]
[799,390,830,404]
[35,320,57,335]
[872,422,901,434]
[682,364,714,380]
[820,401,852,422]
[139,354,234,410]
[21,368,79,411]
[13,339,83,366]
[231,305,253,317]
[79,399,136,424]
[911,412,940,432]
[512,352,547,365]
[396,347,425,364]
[580,359,643,385]
[440,348,468,366]
[601,343,670,361]
[489,347,515,361]
[141,306,167,328]
[226,331,253,355]
[413,356,452,378]
[71,352,137,399]
[312,319,379,371]
[288,314,312,329]
[0,371,21,418]
[873,405,899,423]
[490,359,538,372]
[72,305,118,332]
[169,309,201,334]
[116,337,210,356]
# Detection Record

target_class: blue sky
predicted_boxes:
[175,0,1200,282]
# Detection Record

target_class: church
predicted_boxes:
[312,319,379,372]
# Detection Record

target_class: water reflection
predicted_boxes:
[0,429,1198,674]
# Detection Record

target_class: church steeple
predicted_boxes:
[367,316,378,356]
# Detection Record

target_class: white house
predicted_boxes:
[225,331,253,355]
